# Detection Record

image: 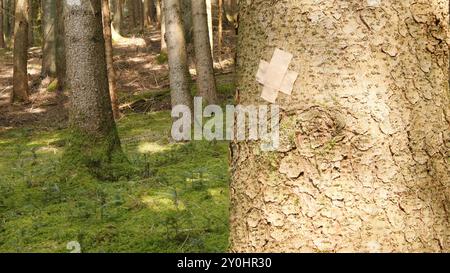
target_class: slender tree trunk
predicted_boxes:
[164,0,192,109]
[139,0,144,31]
[102,0,119,119]
[155,0,161,26]
[217,0,222,61]
[27,0,32,46]
[55,0,66,90]
[231,0,450,252]
[223,0,238,31]
[148,0,155,24]
[12,0,29,102]
[9,0,15,38]
[5,0,13,43]
[159,0,166,53]
[4,0,11,44]
[143,0,151,28]
[63,0,127,180]
[113,0,123,35]
[206,0,212,57]
[180,0,192,44]
[129,0,137,29]
[41,0,56,77]
[0,0,5,48]
[191,0,216,104]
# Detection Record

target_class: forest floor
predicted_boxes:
[0,25,236,252]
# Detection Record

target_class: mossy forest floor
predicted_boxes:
[0,26,236,252]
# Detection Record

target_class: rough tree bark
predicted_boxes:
[102,0,119,119]
[230,0,450,252]
[164,0,192,109]
[41,0,56,77]
[55,0,66,90]
[12,0,29,102]
[63,0,128,180]
[191,0,217,103]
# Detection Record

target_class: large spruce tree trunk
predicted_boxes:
[164,0,192,109]
[0,0,5,48]
[41,0,56,77]
[63,0,127,181]
[102,0,119,119]
[191,0,217,103]
[12,0,29,102]
[230,0,450,252]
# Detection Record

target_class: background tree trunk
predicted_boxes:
[155,0,161,26]
[9,0,15,38]
[230,0,450,252]
[180,0,192,44]
[191,0,216,103]
[129,0,137,29]
[138,0,144,32]
[0,0,5,48]
[12,0,29,102]
[159,0,166,53]
[148,0,156,24]
[206,0,212,57]
[3,0,12,45]
[223,0,238,31]
[55,0,66,90]
[217,0,223,61]
[164,0,192,109]
[102,0,119,119]
[143,0,151,28]
[41,0,56,77]
[63,0,127,180]
[113,0,123,35]
[27,0,33,46]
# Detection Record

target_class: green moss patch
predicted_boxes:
[0,111,230,253]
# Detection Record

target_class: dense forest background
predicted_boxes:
[0,0,236,252]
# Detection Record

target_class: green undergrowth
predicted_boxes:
[0,111,230,253]
[156,52,168,64]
